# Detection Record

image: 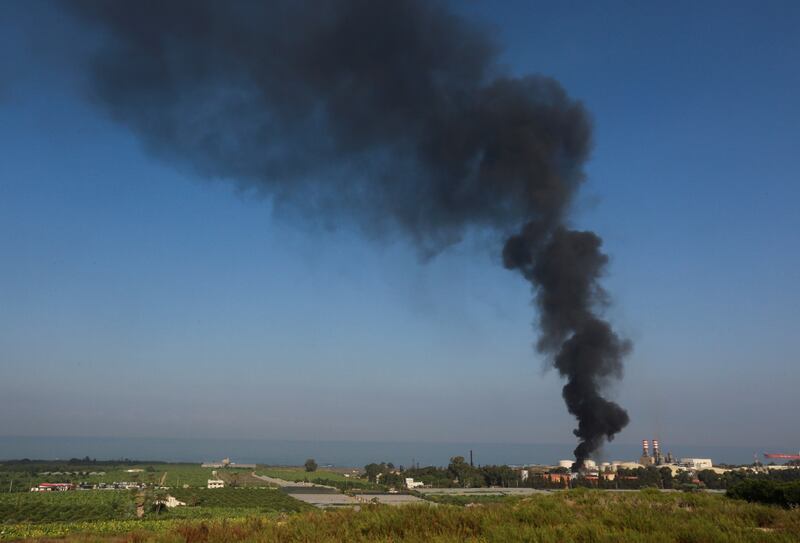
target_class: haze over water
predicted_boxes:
[0,436,774,468]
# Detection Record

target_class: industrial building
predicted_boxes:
[201,458,257,469]
[680,458,713,470]
[639,439,675,466]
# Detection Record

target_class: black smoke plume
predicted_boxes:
[67,0,629,465]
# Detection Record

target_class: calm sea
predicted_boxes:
[0,436,770,467]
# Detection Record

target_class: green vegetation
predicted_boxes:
[0,486,311,540]
[728,479,800,508]
[0,491,136,523]
[0,460,257,489]
[5,490,799,542]
[421,493,517,506]
[391,458,800,492]
[375,456,521,488]
[167,488,312,513]
[1,518,178,540]
[304,459,318,472]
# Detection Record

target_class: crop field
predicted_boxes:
[215,471,274,488]
[81,464,253,488]
[0,491,136,523]
[0,487,311,540]
[3,489,800,542]
[0,461,263,490]
[167,488,312,512]
[82,464,212,487]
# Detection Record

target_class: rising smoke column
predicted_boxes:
[503,226,630,467]
[66,0,630,464]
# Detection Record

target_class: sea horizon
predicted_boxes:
[0,435,782,468]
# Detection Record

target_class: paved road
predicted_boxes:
[418,487,550,496]
[251,472,360,507]
[250,472,333,489]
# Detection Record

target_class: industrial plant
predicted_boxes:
[525,438,730,486]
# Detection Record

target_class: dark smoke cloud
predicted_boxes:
[67,0,629,464]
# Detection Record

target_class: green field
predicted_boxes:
[3,489,799,542]
[167,488,311,512]
[0,461,263,490]
[0,490,137,523]
[0,487,311,540]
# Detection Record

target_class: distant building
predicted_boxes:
[680,458,713,470]
[201,459,257,469]
[543,473,570,485]
[607,461,645,471]
[558,459,596,470]
[207,479,225,489]
[404,478,424,489]
[31,483,74,492]
[156,495,186,508]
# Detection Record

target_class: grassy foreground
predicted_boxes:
[4,489,800,542]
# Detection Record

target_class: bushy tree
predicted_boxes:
[364,463,383,483]
[698,469,722,489]
[304,458,318,472]
[727,479,800,507]
[659,467,673,489]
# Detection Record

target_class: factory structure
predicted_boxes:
[639,439,673,466]
[541,438,721,483]
[636,438,716,471]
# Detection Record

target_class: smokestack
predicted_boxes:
[67,0,631,466]
[652,439,660,454]
[642,439,650,456]
[469,450,473,468]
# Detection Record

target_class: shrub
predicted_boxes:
[727,479,800,508]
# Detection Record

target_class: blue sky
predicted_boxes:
[1,1,798,453]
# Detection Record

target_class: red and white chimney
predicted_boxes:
[642,439,650,456]
[653,439,660,455]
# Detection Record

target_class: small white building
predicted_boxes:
[207,479,225,489]
[156,496,186,508]
[405,478,424,489]
[680,458,713,470]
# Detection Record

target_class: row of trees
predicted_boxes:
[576,466,800,491]
[359,458,800,491]
[727,479,800,507]
[364,456,522,489]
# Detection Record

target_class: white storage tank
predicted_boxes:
[558,459,575,469]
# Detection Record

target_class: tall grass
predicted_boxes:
[7,490,799,542]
